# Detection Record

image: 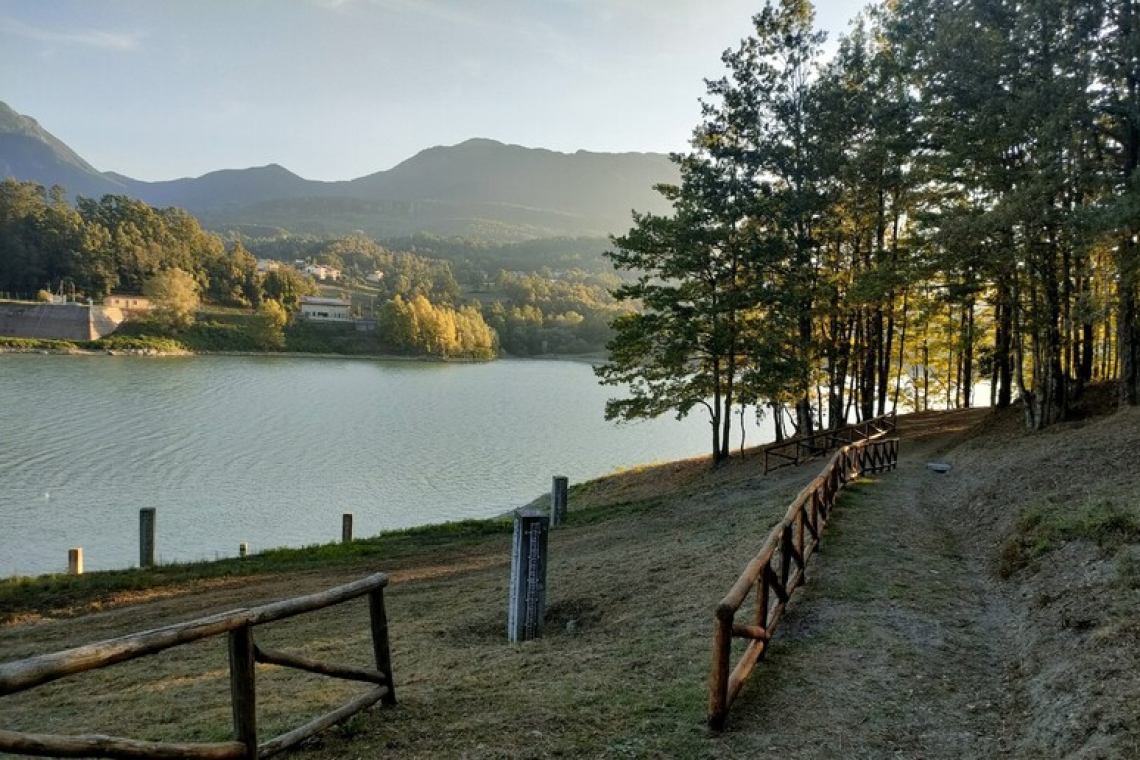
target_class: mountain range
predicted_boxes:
[0,101,678,242]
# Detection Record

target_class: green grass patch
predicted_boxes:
[561,497,666,527]
[0,486,671,626]
[997,497,1140,578]
[0,517,513,624]
[0,336,83,351]
[94,333,189,353]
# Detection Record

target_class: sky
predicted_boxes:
[1,0,865,182]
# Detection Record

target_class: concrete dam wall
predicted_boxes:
[0,302,125,341]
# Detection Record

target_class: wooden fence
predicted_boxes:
[709,437,899,729]
[0,572,396,759]
[763,411,897,474]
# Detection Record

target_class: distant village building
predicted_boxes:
[299,296,352,322]
[104,294,152,314]
[303,264,342,282]
[255,259,280,274]
[365,271,385,285]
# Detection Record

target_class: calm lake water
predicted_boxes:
[0,354,727,577]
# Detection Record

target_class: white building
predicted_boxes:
[299,296,352,321]
[303,264,342,282]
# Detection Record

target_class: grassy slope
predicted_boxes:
[2,397,1139,757]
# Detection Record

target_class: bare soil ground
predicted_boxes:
[2,399,1139,758]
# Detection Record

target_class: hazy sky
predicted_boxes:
[1,1,864,182]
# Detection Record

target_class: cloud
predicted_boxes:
[0,18,140,51]
[306,0,358,9]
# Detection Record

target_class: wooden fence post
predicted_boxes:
[780,524,793,588]
[139,508,156,568]
[757,568,772,628]
[368,588,397,706]
[708,611,732,729]
[67,547,83,575]
[228,625,258,759]
[342,513,353,544]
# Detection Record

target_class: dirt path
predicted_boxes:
[716,409,1027,757]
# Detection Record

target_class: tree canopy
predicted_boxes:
[600,0,1140,464]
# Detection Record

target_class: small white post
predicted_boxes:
[68,547,83,575]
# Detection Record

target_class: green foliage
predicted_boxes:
[251,299,288,349]
[483,269,622,355]
[142,267,199,331]
[379,294,497,358]
[94,333,188,353]
[0,181,276,316]
[381,234,614,279]
[277,319,375,355]
[997,498,1140,578]
[261,266,318,312]
[597,0,829,462]
[0,336,83,351]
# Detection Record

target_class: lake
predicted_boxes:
[0,354,734,577]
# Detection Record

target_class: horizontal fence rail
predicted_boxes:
[763,411,897,474]
[0,572,396,759]
[710,437,899,729]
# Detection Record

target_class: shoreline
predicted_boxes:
[0,344,605,364]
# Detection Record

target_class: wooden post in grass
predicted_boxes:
[550,475,568,527]
[67,547,83,575]
[139,508,156,567]
[368,587,397,706]
[508,509,549,643]
[228,625,258,759]
[342,513,353,544]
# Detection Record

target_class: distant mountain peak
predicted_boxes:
[0,100,101,175]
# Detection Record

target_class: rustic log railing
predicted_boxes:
[763,411,897,474]
[0,572,396,759]
[709,437,899,730]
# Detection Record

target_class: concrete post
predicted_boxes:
[239,542,249,559]
[550,475,569,527]
[140,508,156,567]
[68,547,83,575]
[508,508,549,643]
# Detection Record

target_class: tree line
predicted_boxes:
[0,183,502,357]
[598,0,1140,463]
[0,180,314,310]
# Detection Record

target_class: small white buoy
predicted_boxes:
[43,491,50,500]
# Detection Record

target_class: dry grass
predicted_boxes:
[3,398,1140,758]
